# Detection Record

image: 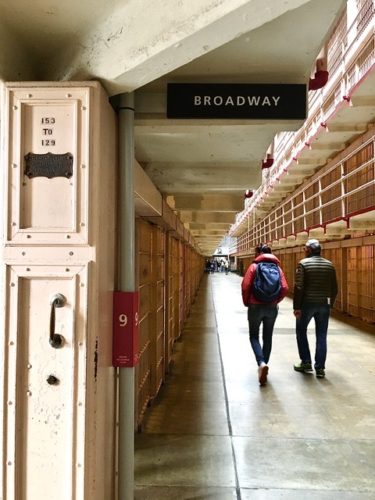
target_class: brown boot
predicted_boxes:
[258,364,269,386]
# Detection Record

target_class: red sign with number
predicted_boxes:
[112,291,140,367]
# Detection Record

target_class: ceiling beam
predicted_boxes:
[178,211,236,223]
[167,193,244,212]
[53,0,320,94]
[143,163,262,193]
[185,222,232,230]
[191,229,228,235]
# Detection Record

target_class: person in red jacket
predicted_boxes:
[241,244,289,386]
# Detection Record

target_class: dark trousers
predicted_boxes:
[296,303,330,369]
[248,304,278,366]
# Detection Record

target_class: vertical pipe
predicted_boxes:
[117,92,135,500]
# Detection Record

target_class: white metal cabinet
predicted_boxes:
[1,82,117,500]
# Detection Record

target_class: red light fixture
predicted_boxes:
[261,154,274,169]
[308,70,329,90]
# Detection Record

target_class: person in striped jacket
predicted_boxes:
[293,239,338,379]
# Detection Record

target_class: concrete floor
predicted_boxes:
[135,272,375,499]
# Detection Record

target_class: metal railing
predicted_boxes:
[235,133,375,255]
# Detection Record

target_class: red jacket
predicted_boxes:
[241,253,289,306]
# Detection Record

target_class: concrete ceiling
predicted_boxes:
[0,0,345,255]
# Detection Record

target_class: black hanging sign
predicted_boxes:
[167,83,307,120]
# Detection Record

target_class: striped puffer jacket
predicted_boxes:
[293,255,338,309]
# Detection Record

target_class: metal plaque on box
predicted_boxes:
[24,152,73,179]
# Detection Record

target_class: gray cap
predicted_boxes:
[305,238,320,249]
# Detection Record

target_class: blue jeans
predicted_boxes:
[296,304,330,369]
[248,304,278,366]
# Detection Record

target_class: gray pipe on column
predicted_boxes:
[116,92,135,500]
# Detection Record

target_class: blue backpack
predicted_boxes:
[252,262,281,302]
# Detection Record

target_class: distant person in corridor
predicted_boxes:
[241,244,289,386]
[293,239,338,379]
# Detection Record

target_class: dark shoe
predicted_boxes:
[258,365,269,386]
[316,368,325,378]
[294,361,313,373]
